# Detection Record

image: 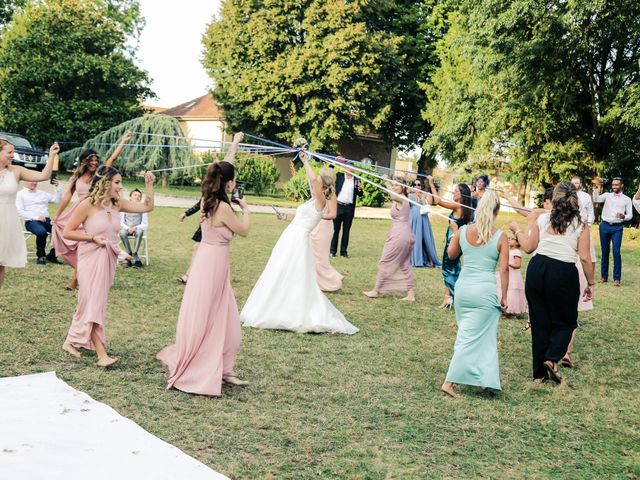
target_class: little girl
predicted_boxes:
[497,235,527,315]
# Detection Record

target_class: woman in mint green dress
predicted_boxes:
[441,192,509,397]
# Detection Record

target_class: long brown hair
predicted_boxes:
[70,148,99,192]
[549,182,580,234]
[458,183,473,225]
[201,161,235,219]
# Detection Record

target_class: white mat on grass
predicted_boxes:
[0,372,228,480]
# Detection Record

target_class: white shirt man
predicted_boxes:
[336,175,355,205]
[15,180,62,264]
[592,177,632,285]
[571,176,596,264]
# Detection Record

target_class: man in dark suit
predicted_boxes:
[331,159,364,258]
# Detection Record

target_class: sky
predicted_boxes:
[136,0,221,108]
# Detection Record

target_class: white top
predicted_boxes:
[336,176,355,205]
[576,189,595,224]
[15,187,62,221]
[593,188,633,224]
[535,213,583,263]
[633,197,640,215]
[119,212,148,232]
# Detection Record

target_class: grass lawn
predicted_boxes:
[1,208,639,479]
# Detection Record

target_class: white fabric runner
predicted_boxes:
[0,372,228,480]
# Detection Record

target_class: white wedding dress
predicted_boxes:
[241,199,358,334]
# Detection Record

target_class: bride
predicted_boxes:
[240,152,358,335]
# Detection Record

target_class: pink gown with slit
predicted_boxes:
[309,219,343,291]
[65,203,120,350]
[52,178,91,268]
[157,222,241,396]
[374,201,415,292]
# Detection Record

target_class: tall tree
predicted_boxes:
[423,0,640,185]
[202,0,439,152]
[0,0,153,148]
[0,0,26,31]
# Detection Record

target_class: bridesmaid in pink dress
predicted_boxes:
[158,159,251,396]
[309,170,343,292]
[53,132,132,290]
[364,181,416,301]
[62,166,155,367]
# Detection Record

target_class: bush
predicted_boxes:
[235,155,280,195]
[358,168,388,207]
[283,160,321,202]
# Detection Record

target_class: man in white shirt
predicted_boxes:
[571,176,596,262]
[330,158,364,258]
[15,180,63,264]
[119,188,148,268]
[592,177,633,286]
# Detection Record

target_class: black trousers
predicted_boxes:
[525,254,579,379]
[331,203,355,256]
[25,218,55,259]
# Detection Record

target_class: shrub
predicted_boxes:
[358,168,388,207]
[235,154,280,195]
[284,160,321,202]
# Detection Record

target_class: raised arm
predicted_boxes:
[119,172,155,213]
[105,131,133,167]
[222,132,244,164]
[219,198,251,237]
[17,143,58,182]
[503,193,532,218]
[510,217,540,254]
[592,184,606,203]
[426,175,457,210]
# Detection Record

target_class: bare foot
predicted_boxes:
[223,375,249,387]
[401,293,415,302]
[440,382,459,398]
[96,356,119,368]
[363,290,379,298]
[62,342,81,359]
[64,283,77,291]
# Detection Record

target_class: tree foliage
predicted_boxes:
[0,0,153,148]
[202,0,438,152]
[423,0,640,186]
[0,0,26,31]
[59,114,200,185]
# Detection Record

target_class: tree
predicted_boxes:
[0,0,153,148]
[202,1,440,153]
[423,0,640,186]
[0,0,26,31]
[59,114,200,186]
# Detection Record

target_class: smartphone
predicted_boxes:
[50,172,58,185]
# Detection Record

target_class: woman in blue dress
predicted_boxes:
[408,179,441,268]
[426,176,473,309]
[440,191,509,398]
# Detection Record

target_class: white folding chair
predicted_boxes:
[126,233,149,266]
[23,230,37,259]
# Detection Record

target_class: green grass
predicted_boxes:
[2,209,639,479]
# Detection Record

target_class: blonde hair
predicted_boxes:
[318,167,336,200]
[474,190,500,244]
[86,165,120,206]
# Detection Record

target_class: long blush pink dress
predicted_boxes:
[309,219,343,291]
[374,201,415,292]
[65,203,120,350]
[496,248,527,314]
[52,178,92,268]
[157,222,241,396]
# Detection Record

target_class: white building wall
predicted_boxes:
[179,120,226,155]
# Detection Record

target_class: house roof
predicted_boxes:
[162,94,224,119]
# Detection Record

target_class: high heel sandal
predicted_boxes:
[438,297,453,309]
